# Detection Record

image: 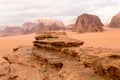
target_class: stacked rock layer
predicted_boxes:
[0,32,120,80]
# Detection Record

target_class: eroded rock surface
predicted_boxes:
[0,32,120,80]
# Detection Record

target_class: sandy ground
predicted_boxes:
[0,33,35,62]
[0,28,120,62]
[66,27,120,49]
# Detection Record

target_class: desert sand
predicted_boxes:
[0,33,35,62]
[67,27,120,49]
[0,28,120,62]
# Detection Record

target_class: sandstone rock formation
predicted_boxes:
[109,12,120,28]
[0,32,120,80]
[74,13,104,33]
[79,47,120,80]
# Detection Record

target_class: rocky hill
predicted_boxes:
[109,12,120,28]
[0,19,65,37]
[34,19,65,33]
[22,19,65,34]
[22,22,37,34]
[0,32,120,80]
[0,26,23,37]
[74,13,104,33]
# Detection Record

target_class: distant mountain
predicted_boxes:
[0,26,23,37]
[23,19,65,34]
[74,13,104,33]
[109,12,120,28]
[36,18,65,27]
[22,22,37,34]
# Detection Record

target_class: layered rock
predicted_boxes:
[79,47,120,80]
[0,32,120,80]
[74,13,104,33]
[109,12,120,28]
[33,31,84,57]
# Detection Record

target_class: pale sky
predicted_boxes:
[0,0,120,26]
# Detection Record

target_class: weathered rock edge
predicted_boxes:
[0,32,120,80]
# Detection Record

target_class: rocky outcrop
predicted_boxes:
[74,13,104,33]
[109,12,120,28]
[0,26,23,37]
[33,31,84,57]
[79,47,120,80]
[0,32,120,80]
[0,19,65,37]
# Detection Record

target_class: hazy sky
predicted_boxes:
[0,0,120,26]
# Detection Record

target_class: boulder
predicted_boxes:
[74,13,104,33]
[109,12,120,28]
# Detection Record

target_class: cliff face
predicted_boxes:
[0,32,120,80]
[74,14,104,33]
[109,12,120,28]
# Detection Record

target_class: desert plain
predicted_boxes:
[0,27,120,62]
